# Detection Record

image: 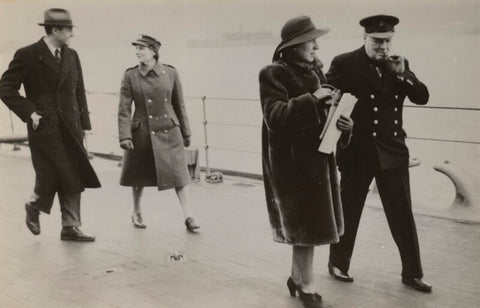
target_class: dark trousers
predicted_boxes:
[29,191,81,227]
[329,165,423,279]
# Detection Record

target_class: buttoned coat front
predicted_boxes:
[118,62,191,190]
[0,39,101,196]
[326,47,429,171]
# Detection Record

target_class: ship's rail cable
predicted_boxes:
[85,91,480,146]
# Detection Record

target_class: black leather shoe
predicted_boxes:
[25,203,40,235]
[60,227,95,242]
[287,277,322,308]
[402,277,432,293]
[185,217,200,232]
[328,262,354,282]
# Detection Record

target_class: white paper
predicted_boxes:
[318,94,357,154]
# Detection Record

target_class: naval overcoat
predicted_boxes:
[0,39,101,196]
[259,58,344,246]
[327,47,429,171]
[118,62,191,190]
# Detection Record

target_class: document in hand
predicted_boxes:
[318,93,357,154]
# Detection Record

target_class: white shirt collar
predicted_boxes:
[43,37,60,57]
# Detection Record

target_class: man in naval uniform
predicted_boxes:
[0,8,101,241]
[325,15,432,292]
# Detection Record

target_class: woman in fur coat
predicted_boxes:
[259,16,353,307]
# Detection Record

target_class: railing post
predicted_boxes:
[201,96,210,175]
[9,110,20,151]
[201,96,223,183]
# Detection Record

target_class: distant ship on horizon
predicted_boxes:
[188,26,279,48]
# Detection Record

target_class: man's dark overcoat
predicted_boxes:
[259,58,344,246]
[0,39,101,196]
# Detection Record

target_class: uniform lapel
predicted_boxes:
[36,39,60,74]
[57,47,72,90]
[353,47,383,91]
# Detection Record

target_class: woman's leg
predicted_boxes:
[175,185,193,219]
[291,246,316,293]
[133,186,143,213]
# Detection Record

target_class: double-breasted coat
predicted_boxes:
[327,47,429,171]
[118,62,191,190]
[0,39,101,196]
[326,46,429,278]
[259,58,344,246]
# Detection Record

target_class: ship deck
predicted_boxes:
[0,147,479,308]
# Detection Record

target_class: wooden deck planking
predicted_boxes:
[0,150,479,307]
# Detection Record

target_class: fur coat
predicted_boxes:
[259,57,344,246]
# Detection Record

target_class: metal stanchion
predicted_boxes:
[201,96,222,183]
[83,131,94,159]
[9,111,21,151]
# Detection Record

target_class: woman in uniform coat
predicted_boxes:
[118,35,199,232]
[259,16,353,307]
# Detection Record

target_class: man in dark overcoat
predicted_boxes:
[0,8,101,241]
[325,15,432,292]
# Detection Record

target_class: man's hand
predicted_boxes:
[120,139,134,150]
[184,136,191,147]
[30,112,43,130]
[386,55,405,77]
[336,114,354,132]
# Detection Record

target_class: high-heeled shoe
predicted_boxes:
[131,212,146,228]
[185,217,200,232]
[287,277,322,308]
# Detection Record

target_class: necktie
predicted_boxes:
[55,49,61,63]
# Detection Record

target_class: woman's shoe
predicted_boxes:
[131,212,146,228]
[185,217,200,232]
[287,277,322,307]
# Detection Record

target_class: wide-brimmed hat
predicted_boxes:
[276,16,329,52]
[132,34,162,53]
[360,15,399,39]
[38,8,74,27]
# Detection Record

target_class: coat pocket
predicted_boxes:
[149,117,176,132]
[131,120,141,130]
[171,117,180,126]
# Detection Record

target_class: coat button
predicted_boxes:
[164,98,168,102]
[394,120,398,124]
[394,107,398,112]
[370,94,375,99]
[151,131,155,135]
[374,120,378,124]
[372,132,377,137]
[147,99,152,103]
[373,107,378,112]
[394,132,398,136]
[164,130,168,133]
[395,94,399,99]
[163,114,168,118]
[161,70,166,74]
[148,115,153,119]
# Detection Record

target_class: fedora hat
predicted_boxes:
[38,8,74,27]
[276,16,329,52]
